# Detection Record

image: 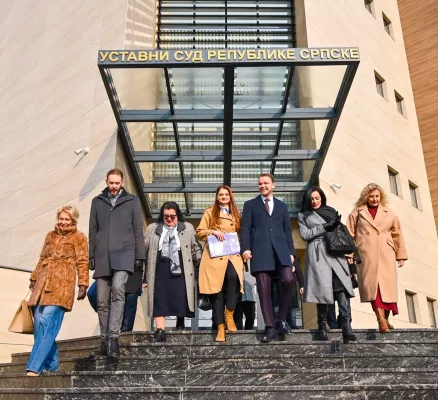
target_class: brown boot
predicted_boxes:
[216,323,226,342]
[225,308,238,332]
[374,308,390,333]
[384,310,394,329]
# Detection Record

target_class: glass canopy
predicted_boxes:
[97,0,359,218]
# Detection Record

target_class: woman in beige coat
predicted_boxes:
[197,185,244,342]
[347,183,408,333]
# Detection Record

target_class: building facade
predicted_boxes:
[0,0,437,362]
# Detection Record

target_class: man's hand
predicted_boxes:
[134,259,144,272]
[29,281,36,291]
[290,255,295,264]
[142,283,147,288]
[77,285,87,300]
[212,230,225,242]
[397,260,405,268]
[89,258,95,271]
[300,287,304,295]
[242,250,252,261]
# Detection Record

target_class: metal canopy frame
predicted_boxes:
[98,48,359,218]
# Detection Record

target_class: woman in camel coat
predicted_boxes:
[347,183,408,333]
[197,185,244,342]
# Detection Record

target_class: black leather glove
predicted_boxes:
[323,213,341,231]
[134,259,144,272]
[89,258,95,271]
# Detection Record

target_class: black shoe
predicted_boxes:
[342,324,357,344]
[317,322,329,341]
[275,319,292,335]
[90,340,108,357]
[261,327,277,343]
[175,325,185,331]
[152,329,167,342]
[107,338,120,359]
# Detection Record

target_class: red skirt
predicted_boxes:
[371,286,398,315]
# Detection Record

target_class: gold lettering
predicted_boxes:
[127,52,137,62]
[99,51,109,62]
[257,50,267,60]
[267,50,277,60]
[300,49,310,59]
[184,50,194,61]
[247,50,256,60]
[119,51,129,61]
[320,49,330,59]
[149,51,158,61]
[341,49,350,59]
[208,50,216,61]
[350,48,359,59]
[160,51,169,61]
[330,49,340,59]
[138,51,147,61]
[192,50,203,62]
[217,50,226,61]
[278,50,287,60]
[237,50,245,60]
[174,50,184,61]
[109,51,119,62]
[286,49,296,60]
[310,49,319,59]
[228,50,237,60]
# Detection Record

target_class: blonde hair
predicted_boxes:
[355,183,388,207]
[57,205,79,226]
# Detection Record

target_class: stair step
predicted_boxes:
[0,384,436,400]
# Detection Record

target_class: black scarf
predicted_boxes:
[313,205,338,223]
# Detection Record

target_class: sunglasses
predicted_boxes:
[163,215,177,220]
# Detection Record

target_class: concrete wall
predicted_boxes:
[298,0,438,329]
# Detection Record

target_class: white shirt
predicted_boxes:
[158,225,180,251]
[261,195,274,215]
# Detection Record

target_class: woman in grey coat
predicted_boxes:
[298,187,356,343]
[144,201,202,342]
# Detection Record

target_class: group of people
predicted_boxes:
[24,168,408,376]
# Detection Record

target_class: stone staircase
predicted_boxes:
[0,329,437,399]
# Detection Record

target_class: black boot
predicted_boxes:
[153,328,167,342]
[107,337,120,359]
[175,317,185,331]
[336,292,356,344]
[316,304,329,341]
[90,340,108,357]
[261,327,277,343]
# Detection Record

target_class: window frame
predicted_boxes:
[409,181,420,209]
[428,299,437,328]
[395,90,406,117]
[406,291,417,324]
[388,167,401,197]
[374,71,387,99]
[382,12,394,38]
[365,0,375,17]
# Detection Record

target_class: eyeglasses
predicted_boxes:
[163,215,177,221]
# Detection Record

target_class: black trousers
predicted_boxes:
[211,262,240,325]
[318,291,352,328]
[234,301,256,330]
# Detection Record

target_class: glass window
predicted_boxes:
[375,72,385,98]
[364,0,373,15]
[409,182,419,209]
[428,299,437,328]
[395,91,405,116]
[383,13,392,37]
[388,168,399,196]
[406,292,417,324]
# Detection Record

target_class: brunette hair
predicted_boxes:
[300,186,327,220]
[355,183,388,207]
[157,201,185,223]
[258,173,275,183]
[106,168,124,180]
[210,185,241,231]
[57,205,79,226]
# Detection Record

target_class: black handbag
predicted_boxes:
[198,294,212,311]
[324,225,356,255]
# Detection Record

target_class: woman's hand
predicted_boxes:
[300,288,304,295]
[77,285,87,300]
[397,260,405,268]
[346,256,354,264]
[142,283,148,288]
[29,281,35,291]
[212,230,225,242]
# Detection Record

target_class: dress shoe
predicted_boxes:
[152,328,167,342]
[341,322,357,344]
[275,319,292,335]
[261,327,277,343]
[90,340,108,357]
[107,337,120,359]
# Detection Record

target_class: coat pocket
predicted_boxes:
[387,239,396,251]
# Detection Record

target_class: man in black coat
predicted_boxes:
[89,168,145,358]
[240,173,296,342]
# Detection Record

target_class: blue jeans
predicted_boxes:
[26,304,65,374]
[121,293,139,332]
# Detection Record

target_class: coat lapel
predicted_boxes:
[373,205,389,227]
[272,197,281,216]
[358,206,380,231]
[255,196,270,215]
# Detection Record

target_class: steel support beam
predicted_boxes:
[223,66,234,186]
[309,64,359,185]
[98,68,152,218]
[271,66,295,175]
[143,182,307,193]
[120,108,336,123]
[133,149,322,162]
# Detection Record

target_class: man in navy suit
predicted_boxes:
[240,173,296,342]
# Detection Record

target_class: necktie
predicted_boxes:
[264,198,270,215]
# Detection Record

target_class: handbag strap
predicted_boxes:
[24,290,32,301]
